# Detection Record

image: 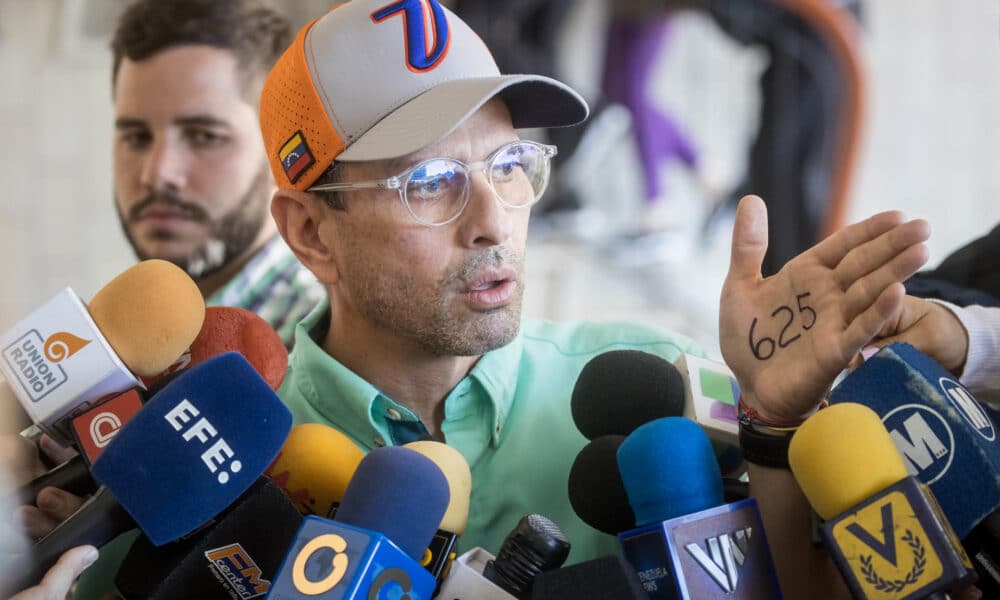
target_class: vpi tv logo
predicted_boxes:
[685,527,753,593]
[2,330,90,402]
[939,377,996,442]
[883,404,955,485]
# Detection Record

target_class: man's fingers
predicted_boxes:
[840,282,907,363]
[0,435,46,487]
[841,243,929,322]
[10,545,98,600]
[36,487,84,523]
[727,195,768,284]
[833,219,930,289]
[13,506,60,541]
[38,435,77,466]
[811,210,906,268]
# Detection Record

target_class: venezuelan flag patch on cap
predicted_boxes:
[278,131,315,184]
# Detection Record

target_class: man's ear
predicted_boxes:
[271,189,340,284]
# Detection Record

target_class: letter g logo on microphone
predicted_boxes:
[368,568,413,600]
[292,534,350,594]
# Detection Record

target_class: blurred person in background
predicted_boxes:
[110,0,324,348]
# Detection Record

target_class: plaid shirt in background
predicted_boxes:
[206,236,326,348]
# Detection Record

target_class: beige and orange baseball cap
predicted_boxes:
[260,0,589,191]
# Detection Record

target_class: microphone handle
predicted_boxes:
[11,455,97,506]
[1,486,134,597]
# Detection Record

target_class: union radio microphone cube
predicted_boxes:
[0,288,142,445]
[266,515,437,600]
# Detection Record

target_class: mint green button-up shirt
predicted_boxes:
[280,299,704,565]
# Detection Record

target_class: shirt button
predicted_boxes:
[386,408,402,421]
[373,435,386,447]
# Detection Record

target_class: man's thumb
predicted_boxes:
[728,195,768,282]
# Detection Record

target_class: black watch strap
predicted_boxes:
[739,422,794,469]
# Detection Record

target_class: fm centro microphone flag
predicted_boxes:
[91,351,293,545]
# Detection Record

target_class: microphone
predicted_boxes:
[0,260,204,445]
[87,259,205,377]
[435,514,570,600]
[114,477,303,599]
[673,353,742,446]
[14,308,290,510]
[264,423,365,516]
[0,352,293,597]
[571,350,685,440]
[829,342,1000,538]
[616,417,781,599]
[266,446,446,599]
[789,402,977,599]
[830,343,1000,594]
[567,434,636,535]
[570,350,743,475]
[141,306,289,391]
[402,440,471,587]
[529,555,650,600]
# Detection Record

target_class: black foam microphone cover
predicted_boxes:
[567,435,635,535]
[529,555,650,599]
[571,350,685,439]
[115,478,303,599]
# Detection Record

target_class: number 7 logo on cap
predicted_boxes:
[371,0,451,73]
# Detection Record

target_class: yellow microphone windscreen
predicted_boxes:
[789,403,909,520]
[266,423,365,516]
[404,440,471,535]
[87,260,204,376]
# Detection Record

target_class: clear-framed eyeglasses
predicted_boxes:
[307,140,557,227]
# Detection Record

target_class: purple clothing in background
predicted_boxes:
[603,15,699,204]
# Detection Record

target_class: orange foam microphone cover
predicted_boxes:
[403,440,472,535]
[87,260,204,377]
[265,423,366,516]
[141,306,288,391]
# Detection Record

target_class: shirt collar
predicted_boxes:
[289,299,524,448]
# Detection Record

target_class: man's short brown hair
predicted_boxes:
[110,0,292,97]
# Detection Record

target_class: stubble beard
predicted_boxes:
[349,246,525,357]
[116,165,272,280]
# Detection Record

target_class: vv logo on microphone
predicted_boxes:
[832,491,943,596]
[684,528,753,593]
[2,330,90,402]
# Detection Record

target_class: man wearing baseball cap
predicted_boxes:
[266,0,929,591]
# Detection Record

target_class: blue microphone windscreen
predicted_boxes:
[91,352,292,545]
[617,417,723,526]
[334,446,449,561]
[830,342,1000,537]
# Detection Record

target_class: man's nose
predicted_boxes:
[139,137,187,191]
[456,170,514,248]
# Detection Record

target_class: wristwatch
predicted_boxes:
[738,421,794,469]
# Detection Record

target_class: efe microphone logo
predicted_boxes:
[684,527,753,593]
[831,491,944,596]
[2,330,90,402]
[205,543,271,599]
